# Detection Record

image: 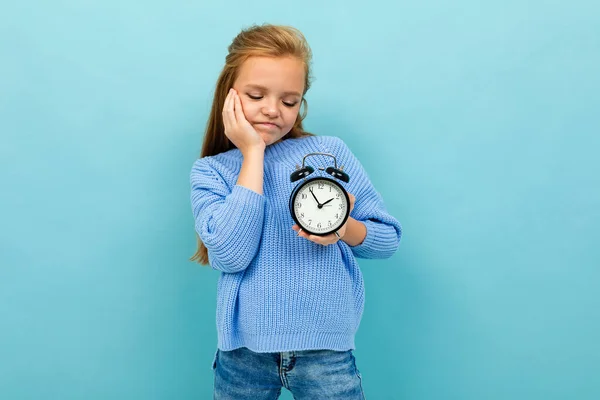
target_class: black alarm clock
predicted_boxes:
[289,152,351,236]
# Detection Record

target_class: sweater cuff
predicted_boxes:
[214,184,265,231]
[229,184,264,208]
[348,219,397,259]
[205,185,265,272]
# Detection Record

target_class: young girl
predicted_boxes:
[190,24,402,399]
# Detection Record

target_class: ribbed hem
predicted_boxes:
[349,219,400,259]
[218,331,356,353]
[204,184,265,272]
[230,183,265,203]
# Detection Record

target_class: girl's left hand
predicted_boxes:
[292,193,356,246]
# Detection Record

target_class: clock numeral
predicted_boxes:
[301,193,307,199]
[300,212,304,218]
[318,183,324,189]
[338,204,343,209]
[328,221,332,226]
[317,223,322,228]
[308,219,312,226]
[296,202,302,208]
[335,213,339,219]
[336,193,340,198]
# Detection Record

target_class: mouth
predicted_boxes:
[255,122,279,129]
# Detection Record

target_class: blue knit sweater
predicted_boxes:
[190,135,402,353]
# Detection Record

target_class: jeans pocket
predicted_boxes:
[351,352,362,379]
[350,352,366,399]
[211,349,219,371]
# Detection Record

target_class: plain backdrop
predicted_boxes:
[1,1,599,399]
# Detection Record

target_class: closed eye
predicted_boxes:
[247,94,298,108]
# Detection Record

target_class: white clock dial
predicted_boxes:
[292,178,349,235]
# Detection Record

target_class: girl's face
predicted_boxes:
[232,56,305,146]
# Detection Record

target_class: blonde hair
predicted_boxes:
[191,24,314,264]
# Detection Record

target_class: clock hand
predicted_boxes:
[309,187,323,207]
[321,198,335,206]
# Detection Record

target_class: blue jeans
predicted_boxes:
[212,347,366,399]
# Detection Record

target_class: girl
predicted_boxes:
[190,24,402,399]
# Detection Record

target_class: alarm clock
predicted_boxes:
[289,152,351,236]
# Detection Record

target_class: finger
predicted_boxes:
[293,225,309,238]
[305,234,319,243]
[222,89,233,116]
[308,234,334,246]
[233,91,247,125]
[222,90,234,134]
[296,230,311,240]
[296,232,336,246]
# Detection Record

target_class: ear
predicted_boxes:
[325,167,350,183]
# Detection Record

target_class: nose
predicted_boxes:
[261,99,280,118]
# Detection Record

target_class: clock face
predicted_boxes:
[290,177,350,236]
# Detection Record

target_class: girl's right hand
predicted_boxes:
[222,88,265,155]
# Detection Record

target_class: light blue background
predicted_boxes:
[1,1,599,399]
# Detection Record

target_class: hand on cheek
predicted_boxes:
[222,89,264,153]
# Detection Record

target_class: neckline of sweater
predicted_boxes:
[216,135,321,165]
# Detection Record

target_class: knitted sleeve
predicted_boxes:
[322,136,402,259]
[190,158,265,273]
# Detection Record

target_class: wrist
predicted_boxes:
[340,218,367,246]
[241,143,266,157]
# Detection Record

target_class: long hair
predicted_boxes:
[191,24,314,264]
